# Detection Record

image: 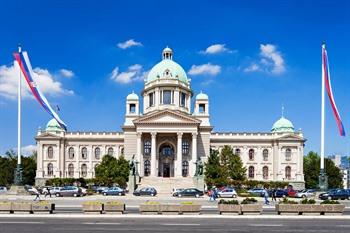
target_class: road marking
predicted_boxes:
[82,222,121,225]
[250,224,283,227]
[0,221,44,224]
[161,223,201,226]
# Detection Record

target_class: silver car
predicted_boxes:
[295,189,316,198]
[218,188,237,198]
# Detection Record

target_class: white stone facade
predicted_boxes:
[35,48,305,188]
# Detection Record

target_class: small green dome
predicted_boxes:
[46,118,64,132]
[196,91,208,100]
[146,47,188,84]
[271,117,294,133]
[127,92,139,100]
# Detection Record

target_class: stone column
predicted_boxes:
[136,132,142,176]
[191,132,198,177]
[89,145,93,178]
[151,132,157,177]
[272,143,279,180]
[176,132,183,177]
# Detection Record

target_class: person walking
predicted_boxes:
[263,188,270,205]
[33,187,40,201]
[44,187,52,198]
[272,189,277,202]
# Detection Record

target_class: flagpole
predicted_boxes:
[319,42,327,191]
[15,44,23,185]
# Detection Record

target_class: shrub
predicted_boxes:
[241,198,257,204]
[301,199,316,204]
[238,193,250,197]
[321,200,340,204]
[218,199,239,205]
[279,197,298,204]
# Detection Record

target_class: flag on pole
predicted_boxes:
[322,44,345,136]
[13,51,67,131]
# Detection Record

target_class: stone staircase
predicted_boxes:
[139,177,195,194]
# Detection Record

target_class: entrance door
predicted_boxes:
[163,163,170,177]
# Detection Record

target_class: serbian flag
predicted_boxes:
[322,44,345,136]
[13,51,67,131]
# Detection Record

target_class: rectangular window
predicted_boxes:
[149,92,154,107]
[163,90,172,104]
[129,104,136,113]
[180,92,186,107]
[199,104,205,113]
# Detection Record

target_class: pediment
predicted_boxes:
[275,133,305,141]
[133,110,201,125]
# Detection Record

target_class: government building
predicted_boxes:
[35,47,306,190]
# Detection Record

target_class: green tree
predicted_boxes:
[95,155,130,188]
[228,151,246,181]
[304,151,343,189]
[204,149,227,188]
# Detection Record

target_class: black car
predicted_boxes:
[175,188,204,198]
[319,189,350,200]
[133,187,157,196]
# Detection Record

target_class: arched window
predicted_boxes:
[248,166,255,178]
[285,148,292,161]
[144,141,151,155]
[285,166,291,180]
[182,140,189,155]
[81,164,87,177]
[161,145,173,156]
[107,147,114,156]
[94,147,100,159]
[68,164,74,177]
[263,149,269,161]
[182,161,189,177]
[248,149,254,161]
[144,160,150,176]
[235,148,241,156]
[47,163,53,176]
[47,146,53,159]
[81,147,87,159]
[263,166,269,180]
[68,147,74,159]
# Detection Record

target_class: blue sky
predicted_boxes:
[0,0,350,156]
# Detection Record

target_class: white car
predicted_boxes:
[218,188,237,198]
[295,189,316,198]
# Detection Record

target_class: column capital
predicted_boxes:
[177,132,183,137]
[136,132,142,138]
[191,132,198,137]
[151,132,157,138]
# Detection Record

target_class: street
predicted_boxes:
[1,217,350,233]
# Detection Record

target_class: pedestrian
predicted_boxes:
[44,187,51,198]
[32,187,40,201]
[272,189,277,202]
[264,188,269,205]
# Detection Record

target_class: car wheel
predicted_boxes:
[232,194,237,198]
[103,193,107,196]
[118,192,122,196]
[56,193,60,197]
[178,194,182,197]
[328,196,332,200]
[195,194,200,198]
[73,193,77,197]
[150,193,154,197]
[302,195,306,198]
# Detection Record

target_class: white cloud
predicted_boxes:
[21,144,37,156]
[201,44,232,54]
[188,63,221,76]
[259,44,285,74]
[59,69,74,78]
[244,63,260,73]
[0,62,74,100]
[117,39,143,49]
[110,64,147,84]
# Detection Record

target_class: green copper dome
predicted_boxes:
[146,47,188,84]
[46,118,64,132]
[126,92,139,100]
[271,117,294,133]
[196,91,208,100]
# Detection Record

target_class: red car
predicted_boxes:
[287,189,297,197]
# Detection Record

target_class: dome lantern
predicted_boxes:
[162,46,173,60]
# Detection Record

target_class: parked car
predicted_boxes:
[24,185,36,195]
[247,188,265,197]
[133,187,157,196]
[95,186,109,194]
[50,187,63,195]
[174,188,204,198]
[287,189,297,197]
[217,188,237,198]
[102,187,125,196]
[295,189,316,198]
[55,186,82,197]
[269,189,288,198]
[0,186,7,193]
[319,189,350,200]
[171,188,184,196]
